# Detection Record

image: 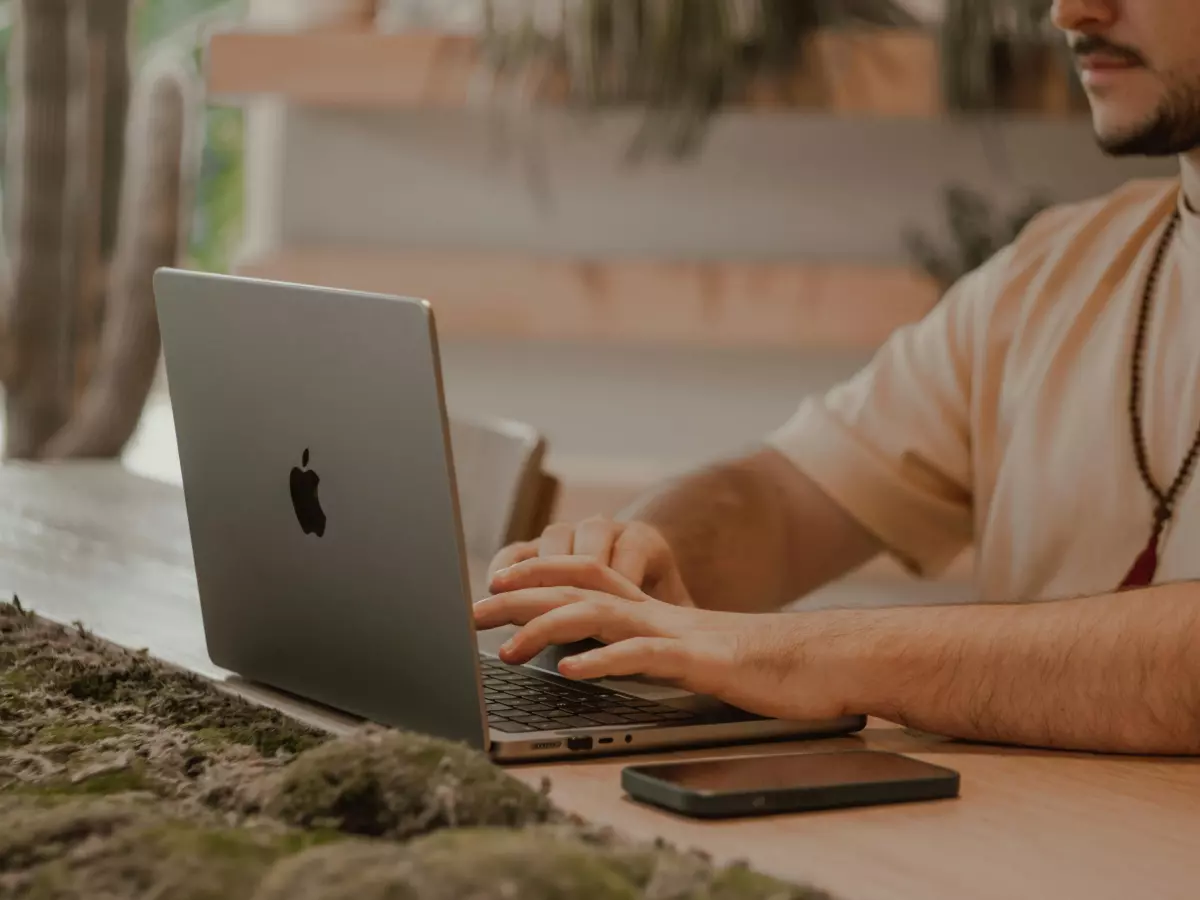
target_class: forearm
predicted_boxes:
[829,584,1200,754]
[619,448,881,613]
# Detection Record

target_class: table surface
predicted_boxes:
[3,460,1199,900]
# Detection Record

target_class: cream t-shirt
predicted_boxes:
[767,171,1200,605]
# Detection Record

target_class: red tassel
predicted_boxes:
[1119,538,1158,589]
[1120,514,1166,590]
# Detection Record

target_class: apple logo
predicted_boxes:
[289,448,326,537]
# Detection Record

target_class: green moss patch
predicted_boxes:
[264,728,560,839]
[0,598,835,899]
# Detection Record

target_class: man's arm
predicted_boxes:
[618,446,883,613]
[835,583,1200,754]
[477,571,1200,755]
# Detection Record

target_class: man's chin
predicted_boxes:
[1093,119,1189,157]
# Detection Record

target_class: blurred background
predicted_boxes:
[0,0,1175,603]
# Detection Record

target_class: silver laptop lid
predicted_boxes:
[153,268,488,749]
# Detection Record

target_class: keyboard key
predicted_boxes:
[525,719,558,730]
[623,712,666,724]
[487,704,514,713]
[492,721,533,733]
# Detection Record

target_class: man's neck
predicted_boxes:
[1183,151,1200,214]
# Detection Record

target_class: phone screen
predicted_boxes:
[635,750,952,795]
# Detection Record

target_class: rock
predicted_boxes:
[263,728,560,840]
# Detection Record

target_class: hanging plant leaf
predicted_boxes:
[905,184,1054,294]
[477,0,916,161]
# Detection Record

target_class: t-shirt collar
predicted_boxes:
[1179,153,1200,251]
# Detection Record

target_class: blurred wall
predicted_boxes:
[240,105,1172,488]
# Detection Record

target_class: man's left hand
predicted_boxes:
[475,557,865,722]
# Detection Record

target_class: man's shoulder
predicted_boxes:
[958,176,1179,356]
[1013,177,1178,255]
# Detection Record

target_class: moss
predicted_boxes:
[34,723,124,745]
[264,728,560,840]
[22,823,278,900]
[0,604,838,900]
[188,722,322,758]
[0,797,152,875]
[706,863,836,900]
[2,667,37,691]
[47,765,158,797]
[0,604,324,760]
[254,829,643,900]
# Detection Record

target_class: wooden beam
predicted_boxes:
[236,247,941,350]
[205,27,1073,117]
[207,30,484,109]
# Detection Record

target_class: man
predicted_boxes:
[473,0,1200,756]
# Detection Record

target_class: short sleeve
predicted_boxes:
[764,255,1004,577]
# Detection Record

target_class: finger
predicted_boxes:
[488,542,539,583]
[570,517,621,563]
[537,523,576,557]
[497,597,660,665]
[473,586,595,630]
[610,522,668,587]
[558,637,689,684]
[489,556,647,602]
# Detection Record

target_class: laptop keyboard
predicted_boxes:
[479,656,699,734]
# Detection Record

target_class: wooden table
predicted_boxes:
[3,461,1198,900]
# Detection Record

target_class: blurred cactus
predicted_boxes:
[478,0,916,160]
[904,185,1052,293]
[0,0,198,460]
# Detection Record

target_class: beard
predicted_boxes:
[1097,77,1200,156]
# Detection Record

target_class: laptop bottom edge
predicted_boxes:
[488,714,868,763]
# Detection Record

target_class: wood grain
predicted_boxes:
[235,248,941,351]
[3,462,1198,900]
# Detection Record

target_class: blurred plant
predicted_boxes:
[477,0,917,161]
[131,0,247,273]
[904,185,1052,293]
[0,0,200,459]
[0,0,245,270]
[939,0,1085,112]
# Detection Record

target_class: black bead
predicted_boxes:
[1128,209,1200,528]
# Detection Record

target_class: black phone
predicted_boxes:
[621,750,960,819]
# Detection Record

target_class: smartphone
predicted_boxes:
[621,750,959,819]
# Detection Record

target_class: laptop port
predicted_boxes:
[532,741,561,751]
[598,738,614,745]
[566,736,594,752]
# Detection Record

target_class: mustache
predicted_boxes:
[1070,36,1146,66]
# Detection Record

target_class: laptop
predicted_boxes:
[153,268,866,761]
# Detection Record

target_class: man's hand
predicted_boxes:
[475,557,858,722]
[487,516,695,607]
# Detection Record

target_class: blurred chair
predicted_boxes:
[448,414,560,563]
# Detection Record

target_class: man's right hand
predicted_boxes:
[487,516,695,607]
